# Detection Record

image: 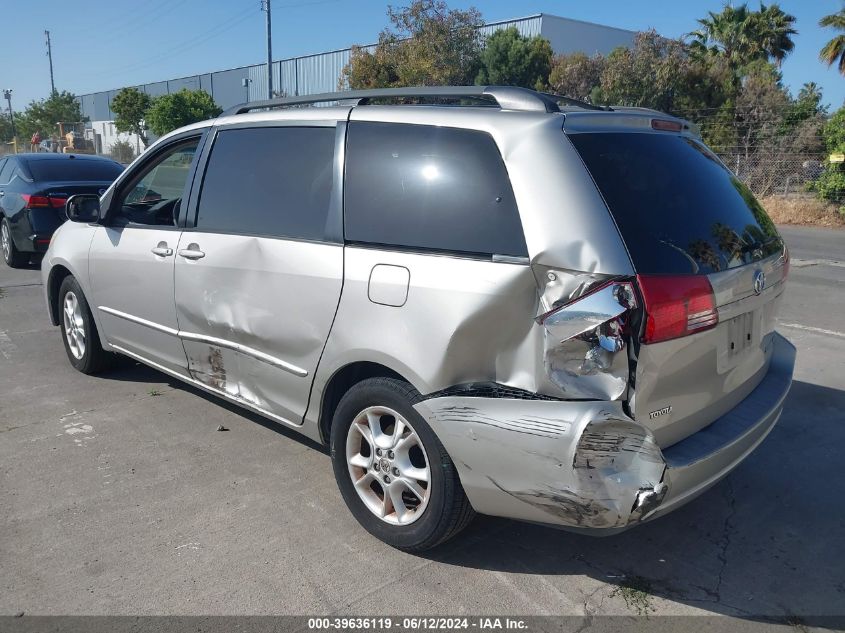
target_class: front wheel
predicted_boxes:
[58,275,112,374]
[330,377,475,551]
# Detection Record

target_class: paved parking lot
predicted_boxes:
[1,225,843,621]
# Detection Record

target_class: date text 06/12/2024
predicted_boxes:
[307,617,528,630]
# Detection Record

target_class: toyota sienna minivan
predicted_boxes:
[43,86,794,551]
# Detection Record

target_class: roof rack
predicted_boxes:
[222,86,603,117]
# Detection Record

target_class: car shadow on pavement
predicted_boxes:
[101,358,329,454]
[422,379,845,624]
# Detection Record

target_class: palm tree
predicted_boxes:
[798,81,822,104]
[689,3,796,68]
[820,7,845,75]
[689,4,757,68]
[755,3,797,67]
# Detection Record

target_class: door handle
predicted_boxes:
[178,243,205,260]
[151,241,173,257]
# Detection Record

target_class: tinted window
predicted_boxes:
[568,132,781,275]
[0,159,15,184]
[196,126,335,241]
[27,158,124,182]
[345,122,527,257]
[115,140,199,226]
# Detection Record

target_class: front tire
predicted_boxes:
[330,377,475,551]
[58,276,111,374]
[1,218,28,268]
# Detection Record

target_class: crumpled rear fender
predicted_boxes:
[413,397,667,530]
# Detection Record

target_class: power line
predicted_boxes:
[94,6,257,80]
[96,0,187,43]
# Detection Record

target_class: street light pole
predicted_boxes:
[261,0,273,99]
[3,89,15,138]
[3,89,16,153]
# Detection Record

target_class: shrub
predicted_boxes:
[814,167,845,202]
[109,138,135,163]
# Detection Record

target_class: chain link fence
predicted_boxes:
[718,151,826,199]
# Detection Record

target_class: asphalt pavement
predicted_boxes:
[1,225,843,623]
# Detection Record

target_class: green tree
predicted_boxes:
[689,2,796,70]
[548,52,605,102]
[342,0,483,89]
[672,56,739,151]
[814,107,845,203]
[344,44,400,89]
[111,87,152,148]
[16,91,83,141]
[597,31,690,112]
[824,106,845,153]
[475,27,552,90]
[780,82,826,133]
[733,60,790,157]
[0,113,16,143]
[145,89,221,137]
[819,7,845,75]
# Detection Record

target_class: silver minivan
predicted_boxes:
[43,87,794,551]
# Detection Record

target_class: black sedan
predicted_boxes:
[0,153,124,268]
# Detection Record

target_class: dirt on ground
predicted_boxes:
[762,196,845,227]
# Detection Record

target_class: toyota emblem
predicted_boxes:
[753,270,766,295]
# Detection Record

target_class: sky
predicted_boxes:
[2,0,844,113]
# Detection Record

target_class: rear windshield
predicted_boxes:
[26,159,124,183]
[568,132,782,275]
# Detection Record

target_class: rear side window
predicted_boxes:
[0,159,15,183]
[345,122,527,258]
[26,159,123,182]
[568,132,781,275]
[196,126,335,241]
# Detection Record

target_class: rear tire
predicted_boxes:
[1,218,28,268]
[330,377,475,551]
[58,275,112,374]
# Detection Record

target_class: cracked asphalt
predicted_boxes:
[1,225,843,623]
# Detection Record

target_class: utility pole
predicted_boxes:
[261,0,273,99]
[3,89,15,137]
[45,30,56,95]
[3,89,16,152]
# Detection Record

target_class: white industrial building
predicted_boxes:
[77,13,636,156]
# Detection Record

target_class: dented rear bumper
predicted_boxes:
[413,332,795,533]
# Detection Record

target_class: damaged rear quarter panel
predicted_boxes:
[414,397,667,530]
[311,246,543,397]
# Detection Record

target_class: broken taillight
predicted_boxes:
[540,280,637,400]
[637,274,718,344]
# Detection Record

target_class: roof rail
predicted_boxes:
[539,92,608,112]
[222,86,566,116]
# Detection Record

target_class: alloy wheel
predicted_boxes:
[345,406,431,525]
[1,222,9,261]
[62,291,86,360]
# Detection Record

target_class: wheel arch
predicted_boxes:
[47,264,75,326]
[317,361,415,446]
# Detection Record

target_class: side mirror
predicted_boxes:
[65,194,101,223]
